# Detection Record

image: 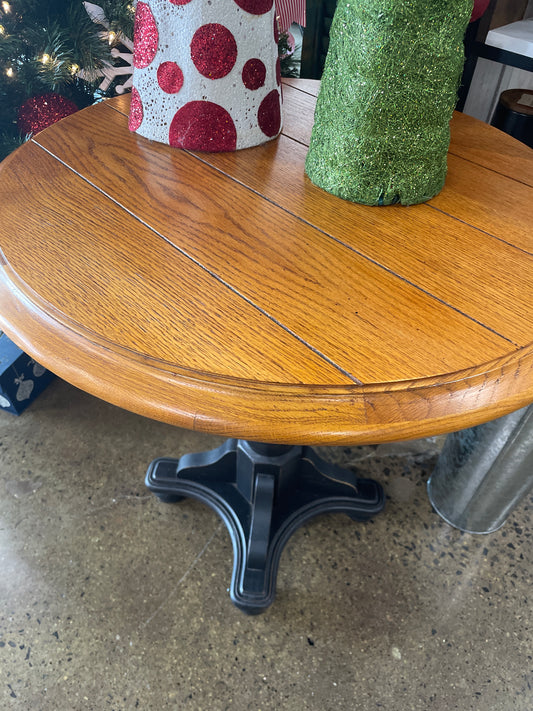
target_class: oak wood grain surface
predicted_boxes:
[0,79,531,444]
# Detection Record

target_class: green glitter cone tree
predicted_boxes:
[305,0,473,206]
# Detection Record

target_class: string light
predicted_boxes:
[0,24,5,35]
[70,63,79,75]
[108,31,116,44]
[41,53,50,64]
[6,66,13,77]
[1,1,11,13]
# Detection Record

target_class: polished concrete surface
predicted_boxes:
[0,378,531,710]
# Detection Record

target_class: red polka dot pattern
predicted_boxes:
[157,62,184,93]
[233,0,273,14]
[190,24,238,79]
[130,2,282,151]
[258,90,281,137]
[133,2,159,69]
[128,87,144,131]
[242,59,266,90]
[169,101,238,151]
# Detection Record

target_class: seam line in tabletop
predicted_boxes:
[31,139,363,386]
[167,143,519,348]
[446,149,533,190]
[38,104,524,350]
[282,87,317,98]
[105,97,531,264]
[425,203,532,257]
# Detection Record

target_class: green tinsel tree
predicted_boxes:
[0,0,135,161]
[305,0,473,206]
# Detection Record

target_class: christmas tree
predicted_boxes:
[0,1,299,161]
[0,0,135,161]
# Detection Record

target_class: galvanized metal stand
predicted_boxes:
[427,405,533,534]
[146,439,384,614]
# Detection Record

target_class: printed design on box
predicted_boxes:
[14,373,34,401]
[0,334,55,414]
[28,359,46,378]
[130,0,282,151]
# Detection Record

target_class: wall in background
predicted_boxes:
[463,0,533,122]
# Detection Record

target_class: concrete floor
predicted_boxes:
[0,378,531,710]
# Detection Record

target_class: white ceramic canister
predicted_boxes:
[129,0,282,152]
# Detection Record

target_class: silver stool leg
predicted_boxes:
[427,405,533,533]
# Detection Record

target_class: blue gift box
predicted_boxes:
[0,332,55,415]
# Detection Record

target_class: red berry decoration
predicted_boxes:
[17,93,78,137]
[470,0,490,22]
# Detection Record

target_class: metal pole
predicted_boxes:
[427,405,533,533]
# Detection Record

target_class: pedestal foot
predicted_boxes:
[146,439,385,613]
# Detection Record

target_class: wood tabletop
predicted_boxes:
[0,78,531,445]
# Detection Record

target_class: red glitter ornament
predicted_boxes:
[242,59,266,90]
[233,0,273,14]
[133,2,159,69]
[17,93,78,136]
[169,101,237,151]
[128,87,144,131]
[257,90,281,137]
[157,62,184,93]
[470,0,490,22]
[190,24,238,80]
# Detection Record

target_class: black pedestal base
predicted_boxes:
[145,439,385,614]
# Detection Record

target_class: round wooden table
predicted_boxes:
[0,79,531,612]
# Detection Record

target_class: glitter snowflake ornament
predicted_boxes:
[82,2,135,94]
[129,0,282,152]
